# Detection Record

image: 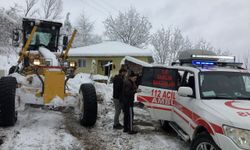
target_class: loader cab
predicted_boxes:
[22,18,62,52]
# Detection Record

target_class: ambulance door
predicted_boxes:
[173,71,195,136]
[136,67,178,121]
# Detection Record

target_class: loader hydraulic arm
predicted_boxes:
[61,29,77,60]
[17,26,37,64]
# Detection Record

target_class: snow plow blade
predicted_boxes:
[44,70,65,104]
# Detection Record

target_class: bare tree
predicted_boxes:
[182,37,193,50]
[169,28,185,64]
[73,12,102,47]
[243,51,250,69]
[194,39,231,55]
[23,0,39,17]
[63,12,72,35]
[0,7,20,54]
[41,0,63,20]
[194,39,214,51]
[151,27,188,65]
[104,8,152,48]
[151,28,170,64]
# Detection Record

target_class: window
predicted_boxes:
[243,76,250,92]
[199,72,250,99]
[99,60,112,71]
[181,71,195,97]
[141,67,178,90]
[78,59,86,67]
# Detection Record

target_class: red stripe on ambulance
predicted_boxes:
[137,95,224,135]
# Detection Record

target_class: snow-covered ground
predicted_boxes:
[0,55,18,74]
[0,67,189,150]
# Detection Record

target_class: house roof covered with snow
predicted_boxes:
[68,41,152,57]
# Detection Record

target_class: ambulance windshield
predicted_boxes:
[199,72,250,100]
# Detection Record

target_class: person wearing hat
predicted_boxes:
[113,68,127,129]
[122,71,138,134]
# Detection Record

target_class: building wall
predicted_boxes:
[70,56,151,76]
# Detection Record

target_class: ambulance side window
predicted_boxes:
[181,71,195,97]
[141,67,178,90]
[177,70,184,88]
[140,67,154,87]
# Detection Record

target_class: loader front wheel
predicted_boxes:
[0,77,17,126]
[79,83,97,127]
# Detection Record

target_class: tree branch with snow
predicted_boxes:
[104,8,152,48]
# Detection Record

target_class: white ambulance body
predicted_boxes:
[136,51,250,150]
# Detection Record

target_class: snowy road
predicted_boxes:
[0,102,189,150]
[0,73,189,150]
[65,101,189,150]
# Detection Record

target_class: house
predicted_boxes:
[68,41,153,76]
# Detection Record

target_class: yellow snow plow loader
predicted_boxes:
[0,18,97,127]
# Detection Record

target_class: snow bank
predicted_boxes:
[11,73,42,88]
[95,82,113,103]
[91,74,108,81]
[67,73,93,93]
[0,108,83,150]
[0,55,18,73]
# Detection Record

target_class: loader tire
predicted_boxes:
[79,83,97,127]
[0,77,17,126]
[8,66,19,75]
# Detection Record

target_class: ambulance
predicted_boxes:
[136,50,250,150]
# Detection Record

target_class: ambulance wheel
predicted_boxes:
[0,77,17,127]
[160,120,171,130]
[79,83,97,127]
[190,132,221,150]
[8,66,19,75]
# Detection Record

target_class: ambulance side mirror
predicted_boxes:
[178,87,193,97]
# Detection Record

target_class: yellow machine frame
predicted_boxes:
[18,25,77,104]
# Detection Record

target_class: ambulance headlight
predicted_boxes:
[223,125,250,149]
[33,59,41,65]
[69,61,76,67]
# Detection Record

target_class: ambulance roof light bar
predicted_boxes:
[191,54,235,61]
[192,60,215,66]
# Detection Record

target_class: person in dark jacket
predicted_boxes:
[122,71,138,134]
[112,68,127,129]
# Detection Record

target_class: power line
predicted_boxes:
[101,0,120,13]
[80,0,109,17]
[91,0,112,14]
[91,0,119,14]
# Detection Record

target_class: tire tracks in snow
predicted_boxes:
[64,101,189,150]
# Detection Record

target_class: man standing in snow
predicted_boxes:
[122,71,138,134]
[113,68,127,129]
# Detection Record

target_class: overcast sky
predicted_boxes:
[1,0,250,58]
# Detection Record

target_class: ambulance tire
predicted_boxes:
[190,132,221,150]
[159,120,171,130]
[79,83,97,127]
[0,77,17,127]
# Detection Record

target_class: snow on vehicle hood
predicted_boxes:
[202,100,250,130]
[39,47,59,66]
